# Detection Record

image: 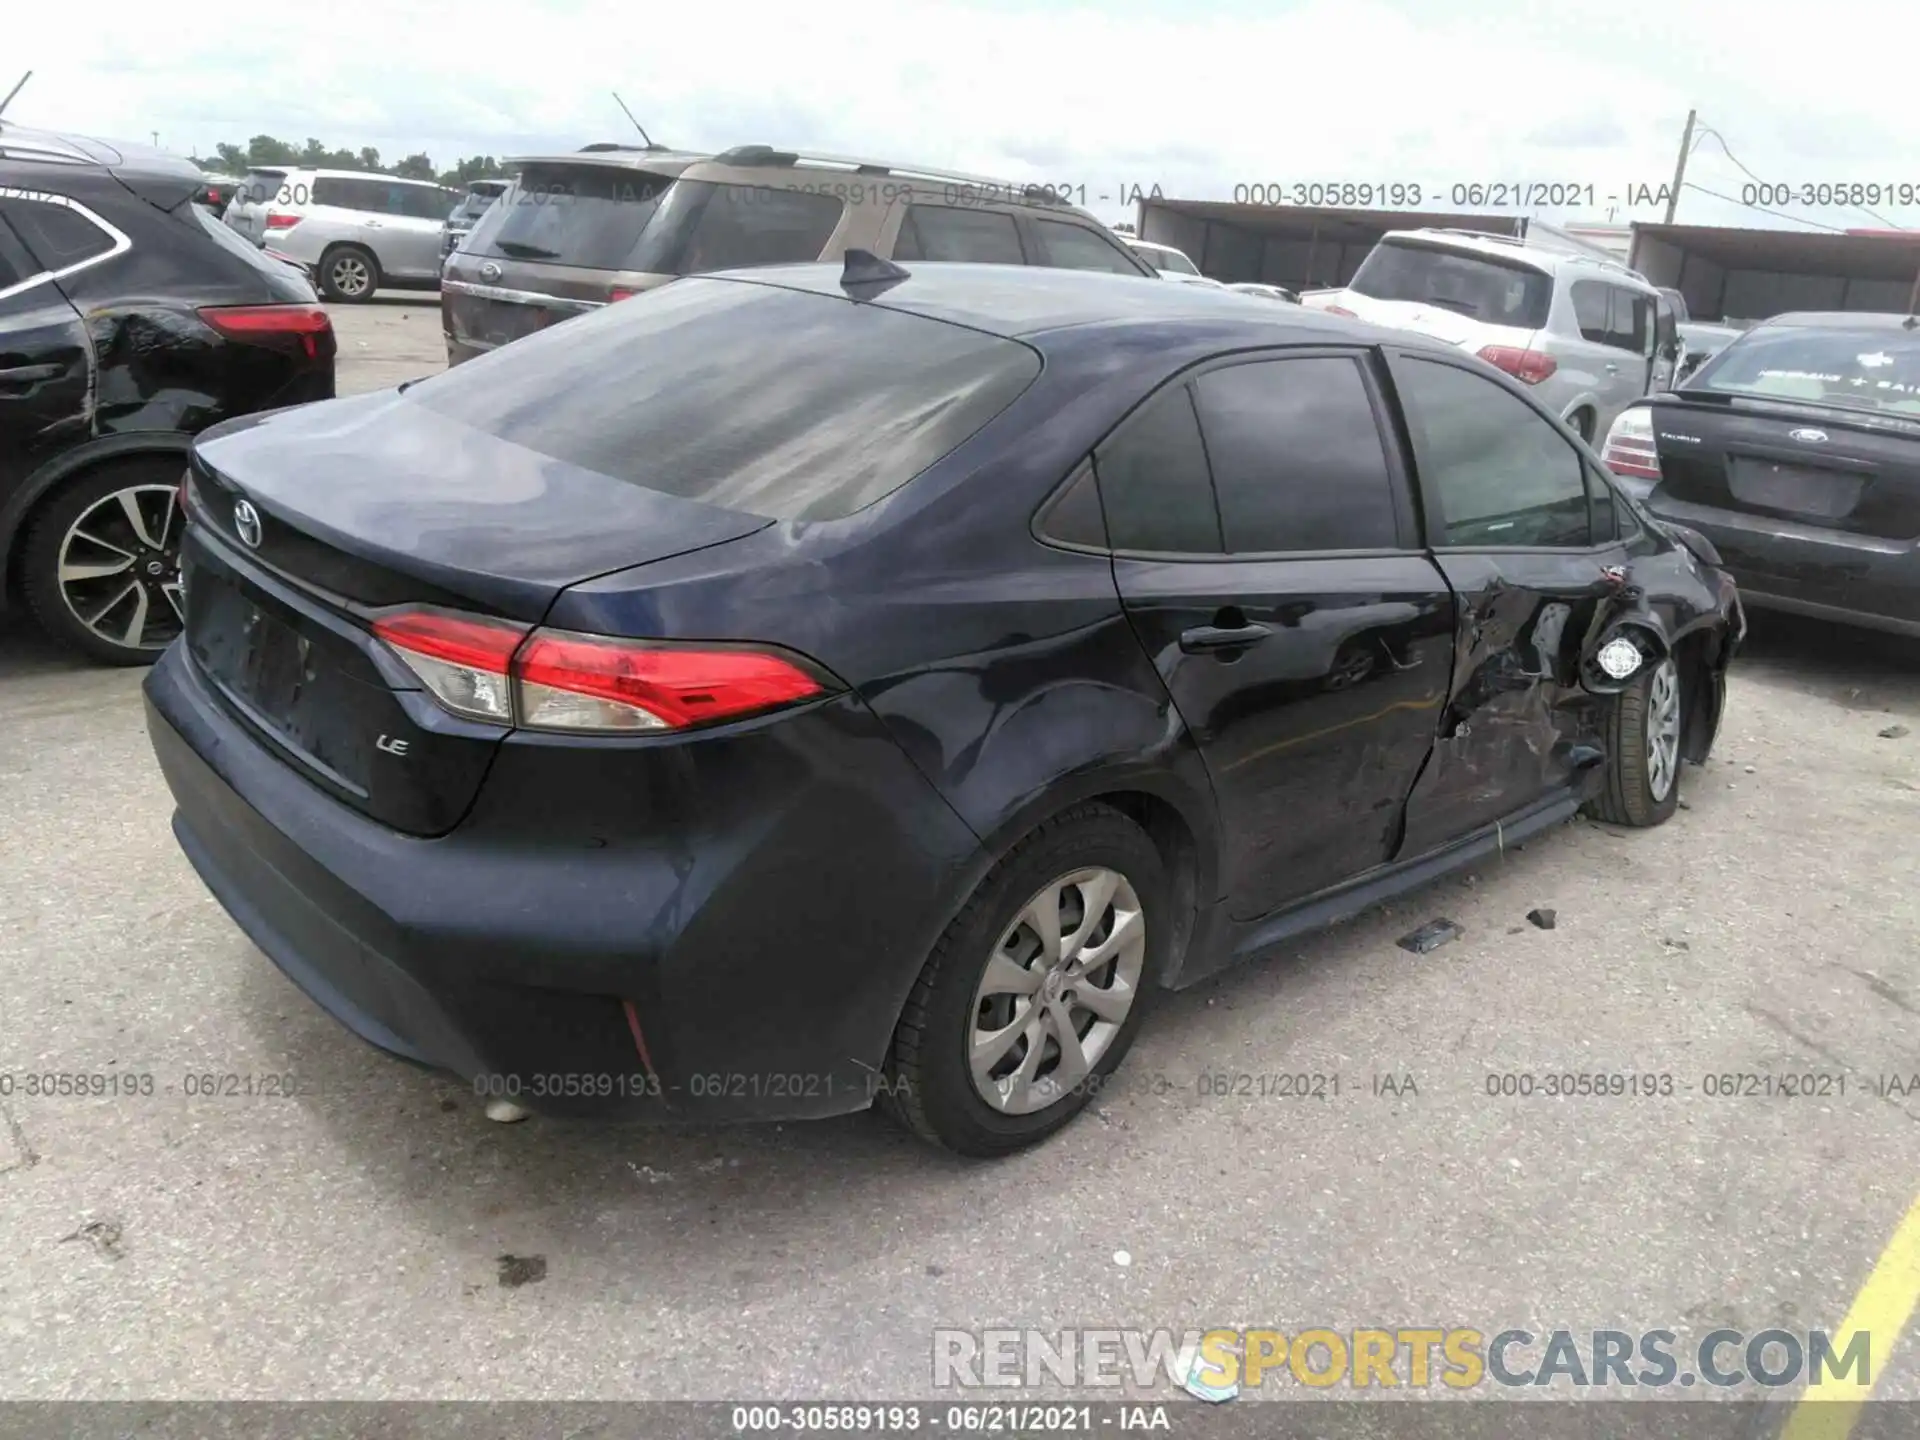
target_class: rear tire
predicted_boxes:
[1585,655,1684,827]
[1568,408,1595,444]
[880,804,1169,1157]
[22,456,190,666]
[319,244,380,302]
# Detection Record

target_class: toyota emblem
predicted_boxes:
[233,498,263,549]
[479,261,502,282]
[1788,428,1830,443]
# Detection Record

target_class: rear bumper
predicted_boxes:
[143,641,984,1121]
[1647,495,1920,632]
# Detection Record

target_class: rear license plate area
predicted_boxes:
[460,296,547,348]
[186,566,379,797]
[1728,456,1866,520]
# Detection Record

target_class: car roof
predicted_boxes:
[257,167,448,185]
[0,121,202,183]
[1759,311,1920,330]
[1376,227,1656,288]
[705,262,1433,347]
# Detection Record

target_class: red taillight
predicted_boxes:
[372,609,830,734]
[1326,304,1357,318]
[199,304,333,358]
[609,288,639,302]
[1477,345,1558,385]
[264,212,301,231]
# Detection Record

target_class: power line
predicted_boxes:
[1691,118,1905,231]
[1681,181,1854,233]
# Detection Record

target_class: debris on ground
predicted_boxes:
[1879,724,1911,740]
[497,1254,547,1288]
[1526,908,1558,930]
[484,1099,529,1124]
[631,1163,673,1184]
[1181,1350,1240,1403]
[1663,938,1691,951]
[1397,918,1463,954]
[58,1219,124,1261]
[1113,1250,1132,1267]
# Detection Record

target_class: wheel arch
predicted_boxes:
[1,433,194,609]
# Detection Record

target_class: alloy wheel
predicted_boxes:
[968,867,1146,1116]
[330,254,372,297]
[56,484,185,653]
[1646,658,1682,801]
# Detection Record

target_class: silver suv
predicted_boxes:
[440,142,1158,366]
[225,167,460,301]
[1302,226,1678,443]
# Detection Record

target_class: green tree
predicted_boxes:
[392,151,436,181]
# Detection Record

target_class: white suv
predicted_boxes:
[225,167,460,301]
[1302,227,1674,444]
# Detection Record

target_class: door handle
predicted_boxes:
[1179,622,1271,654]
[365,221,384,229]
[0,362,63,385]
[1604,362,1620,372]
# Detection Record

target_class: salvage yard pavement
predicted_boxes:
[2,293,1920,1402]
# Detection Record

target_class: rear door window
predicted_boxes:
[1191,356,1401,553]
[1607,287,1652,355]
[311,176,388,214]
[669,184,844,272]
[1034,219,1150,276]
[469,163,671,270]
[397,185,459,220]
[894,205,1025,264]
[1092,385,1222,553]
[405,277,1041,522]
[1571,281,1610,344]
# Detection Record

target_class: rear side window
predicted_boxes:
[1608,288,1651,355]
[1191,357,1399,553]
[406,278,1040,522]
[311,176,383,212]
[1571,281,1609,344]
[1092,386,1221,553]
[0,225,30,288]
[1396,357,1593,547]
[1350,240,1552,329]
[1034,219,1149,276]
[397,185,458,220]
[0,198,115,271]
[668,184,844,273]
[470,163,670,270]
[894,205,1025,265]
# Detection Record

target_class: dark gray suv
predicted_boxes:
[440,142,1157,365]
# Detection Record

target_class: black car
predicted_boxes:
[0,124,337,664]
[1601,311,1920,637]
[143,262,1740,1157]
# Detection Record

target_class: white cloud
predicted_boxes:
[9,0,1920,230]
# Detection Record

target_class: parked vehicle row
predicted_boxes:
[143,261,1740,1156]
[0,122,337,664]
[442,178,510,258]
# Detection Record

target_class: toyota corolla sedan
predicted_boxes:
[144,260,1741,1157]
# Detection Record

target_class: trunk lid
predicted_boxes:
[189,388,771,621]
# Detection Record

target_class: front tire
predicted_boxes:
[881,804,1169,1157]
[22,458,190,666]
[319,244,380,302]
[1586,655,1684,827]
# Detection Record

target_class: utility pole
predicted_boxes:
[1662,108,1696,225]
[0,70,31,119]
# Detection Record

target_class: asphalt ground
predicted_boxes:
[2,293,1918,1423]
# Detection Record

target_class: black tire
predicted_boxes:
[880,803,1170,1157]
[318,244,380,302]
[22,455,190,666]
[1585,654,1684,827]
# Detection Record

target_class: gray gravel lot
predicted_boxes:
[2,293,1919,1405]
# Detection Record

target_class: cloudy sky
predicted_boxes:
[9,0,1918,233]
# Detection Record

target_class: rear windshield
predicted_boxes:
[404,278,1042,521]
[1692,325,1920,414]
[1350,239,1553,328]
[237,168,287,208]
[467,162,672,269]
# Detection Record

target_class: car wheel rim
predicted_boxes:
[57,483,185,652]
[332,257,370,295]
[968,867,1146,1116]
[1647,658,1682,801]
